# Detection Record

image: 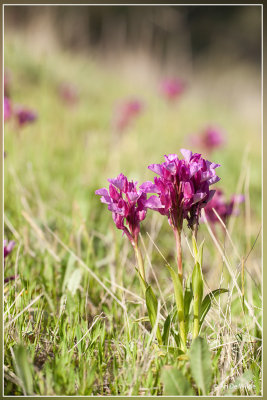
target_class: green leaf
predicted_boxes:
[67,268,82,295]
[145,286,162,345]
[192,234,198,261]
[192,235,204,266]
[200,288,228,327]
[13,344,33,395]
[162,314,171,345]
[198,240,204,266]
[184,277,193,335]
[161,367,194,395]
[190,337,212,395]
[62,254,76,292]
[166,265,184,319]
[192,262,203,302]
[135,267,147,294]
[184,277,193,318]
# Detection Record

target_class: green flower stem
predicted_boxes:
[133,240,146,292]
[174,228,183,282]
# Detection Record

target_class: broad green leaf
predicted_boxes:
[161,367,194,395]
[162,314,171,345]
[145,286,162,345]
[190,337,212,395]
[200,288,228,327]
[13,344,33,395]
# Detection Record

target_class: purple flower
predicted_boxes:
[15,107,37,127]
[4,97,12,121]
[160,78,186,101]
[203,189,244,224]
[4,240,16,262]
[140,149,220,231]
[190,126,225,154]
[113,99,144,132]
[95,173,152,245]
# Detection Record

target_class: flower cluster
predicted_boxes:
[113,99,143,132]
[190,126,225,154]
[141,149,220,231]
[95,173,159,245]
[203,189,244,224]
[160,78,186,101]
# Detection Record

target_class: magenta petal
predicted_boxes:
[128,192,140,203]
[145,196,165,209]
[207,175,220,185]
[108,173,127,191]
[164,162,177,174]
[192,192,207,205]
[140,181,160,193]
[108,203,124,214]
[148,164,163,176]
[164,154,179,162]
[206,189,216,203]
[95,188,109,196]
[180,148,192,162]
[183,181,194,199]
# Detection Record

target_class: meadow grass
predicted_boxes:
[4,35,262,396]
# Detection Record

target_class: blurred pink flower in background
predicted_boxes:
[190,126,225,154]
[4,97,12,121]
[4,239,17,283]
[112,98,144,132]
[15,106,37,127]
[160,78,186,101]
[203,189,244,225]
[58,82,79,106]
